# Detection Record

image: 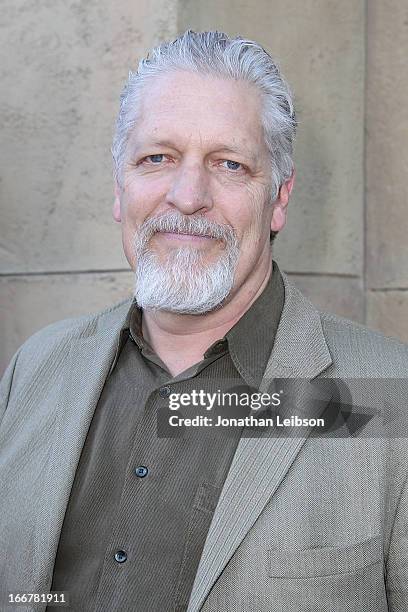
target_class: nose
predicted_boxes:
[165,162,213,214]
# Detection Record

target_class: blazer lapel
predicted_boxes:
[187,274,333,612]
[31,300,133,594]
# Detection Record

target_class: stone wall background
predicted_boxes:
[1,0,407,374]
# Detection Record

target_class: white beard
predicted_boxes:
[133,211,239,314]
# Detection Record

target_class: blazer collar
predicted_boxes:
[265,270,333,379]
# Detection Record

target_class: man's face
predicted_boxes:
[114,70,290,313]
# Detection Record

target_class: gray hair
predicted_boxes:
[112,29,297,202]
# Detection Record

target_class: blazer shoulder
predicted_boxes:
[1,298,133,421]
[319,310,408,375]
[16,297,133,360]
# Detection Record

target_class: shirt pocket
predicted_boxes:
[267,534,382,578]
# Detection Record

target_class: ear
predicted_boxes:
[113,182,121,223]
[271,170,295,233]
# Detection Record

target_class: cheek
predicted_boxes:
[120,226,137,269]
[122,177,169,221]
[236,189,271,243]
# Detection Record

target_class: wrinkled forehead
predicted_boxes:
[127,70,268,160]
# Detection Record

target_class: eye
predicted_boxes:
[221,159,243,171]
[144,154,166,164]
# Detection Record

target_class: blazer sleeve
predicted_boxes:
[0,349,20,428]
[386,464,408,610]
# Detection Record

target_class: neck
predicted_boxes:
[141,255,273,376]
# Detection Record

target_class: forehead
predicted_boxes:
[129,70,267,157]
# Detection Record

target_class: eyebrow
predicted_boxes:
[149,139,180,150]
[213,145,257,162]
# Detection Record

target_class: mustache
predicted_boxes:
[135,211,237,244]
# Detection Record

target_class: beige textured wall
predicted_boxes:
[1,0,407,374]
[365,0,408,337]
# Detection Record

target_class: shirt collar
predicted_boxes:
[223,259,285,389]
[121,259,284,387]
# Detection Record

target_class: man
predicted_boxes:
[1,30,408,612]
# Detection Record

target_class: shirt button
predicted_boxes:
[135,466,148,478]
[114,550,127,563]
[159,386,171,398]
